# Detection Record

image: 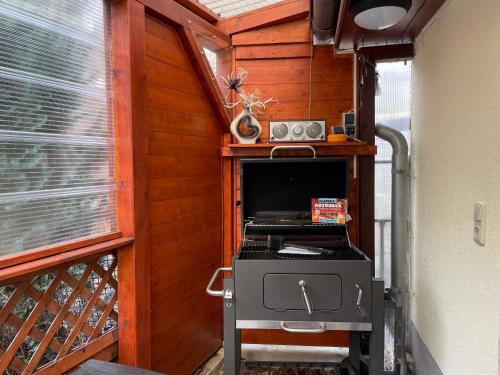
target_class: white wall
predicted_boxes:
[411,0,500,374]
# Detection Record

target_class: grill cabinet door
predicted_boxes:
[263,273,342,312]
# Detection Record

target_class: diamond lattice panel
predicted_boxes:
[0,253,117,375]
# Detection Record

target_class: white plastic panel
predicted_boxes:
[374,61,412,285]
[197,0,283,18]
[0,0,116,256]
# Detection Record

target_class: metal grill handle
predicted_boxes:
[299,280,313,315]
[270,145,317,159]
[206,267,232,297]
[280,321,326,333]
[355,284,367,318]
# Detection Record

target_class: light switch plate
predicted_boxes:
[473,202,486,246]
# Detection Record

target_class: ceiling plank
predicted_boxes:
[232,19,311,46]
[217,0,309,35]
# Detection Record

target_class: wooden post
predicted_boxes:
[222,134,234,271]
[111,0,151,368]
[356,54,376,260]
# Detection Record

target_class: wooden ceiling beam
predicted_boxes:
[217,0,310,35]
[334,0,349,51]
[358,43,415,62]
[137,0,230,44]
[172,0,221,24]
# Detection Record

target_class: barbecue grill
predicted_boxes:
[207,147,384,374]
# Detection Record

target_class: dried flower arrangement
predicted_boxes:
[221,69,277,144]
[222,68,276,115]
[221,68,247,94]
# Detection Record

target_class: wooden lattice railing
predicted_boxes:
[0,251,119,375]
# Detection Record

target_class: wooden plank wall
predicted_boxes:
[144,16,223,375]
[232,19,354,141]
[229,19,357,347]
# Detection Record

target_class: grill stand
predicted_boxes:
[223,278,385,375]
[369,280,385,374]
[224,278,242,374]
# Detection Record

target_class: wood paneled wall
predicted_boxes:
[144,16,223,374]
[232,19,354,141]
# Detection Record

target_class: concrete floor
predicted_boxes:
[197,345,349,374]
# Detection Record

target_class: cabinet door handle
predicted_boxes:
[299,280,313,315]
[355,284,367,318]
[280,321,326,333]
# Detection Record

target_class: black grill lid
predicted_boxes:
[240,158,349,237]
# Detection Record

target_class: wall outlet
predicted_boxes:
[473,202,486,246]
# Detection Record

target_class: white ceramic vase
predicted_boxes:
[230,107,262,144]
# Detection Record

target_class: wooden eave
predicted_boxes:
[217,0,310,35]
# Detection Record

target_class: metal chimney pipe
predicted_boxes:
[311,0,340,43]
[375,124,410,375]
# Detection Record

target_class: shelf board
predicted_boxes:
[222,141,377,157]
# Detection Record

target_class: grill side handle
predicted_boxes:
[270,145,317,159]
[206,267,232,297]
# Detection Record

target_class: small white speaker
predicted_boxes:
[269,121,326,142]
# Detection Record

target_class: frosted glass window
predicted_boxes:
[0,0,116,257]
[374,61,412,285]
[203,48,217,76]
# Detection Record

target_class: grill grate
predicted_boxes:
[237,240,363,261]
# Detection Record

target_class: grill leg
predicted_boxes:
[369,279,384,375]
[224,278,241,375]
[349,331,361,373]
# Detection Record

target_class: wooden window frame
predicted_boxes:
[0,236,133,284]
[0,232,124,270]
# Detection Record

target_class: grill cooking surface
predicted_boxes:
[237,240,363,260]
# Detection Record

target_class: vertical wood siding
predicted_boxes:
[144,16,223,375]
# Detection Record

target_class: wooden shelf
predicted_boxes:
[222,141,377,157]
